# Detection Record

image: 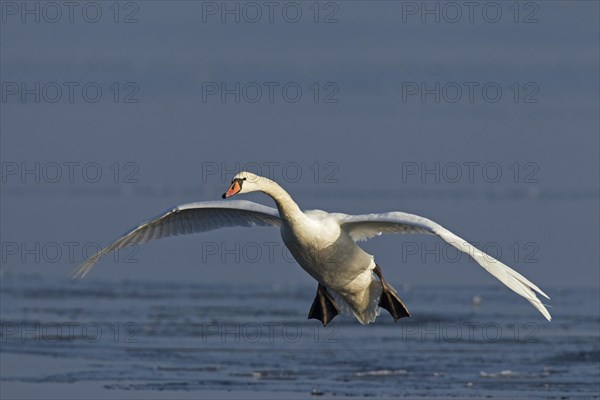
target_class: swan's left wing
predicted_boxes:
[339,212,551,321]
[73,200,280,279]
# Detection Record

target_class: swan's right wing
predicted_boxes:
[73,200,280,278]
[339,212,551,321]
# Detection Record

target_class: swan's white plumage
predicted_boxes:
[75,172,552,323]
[72,200,280,279]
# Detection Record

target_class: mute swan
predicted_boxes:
[74,171,551,325]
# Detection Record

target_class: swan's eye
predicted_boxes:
[243,178,247,181]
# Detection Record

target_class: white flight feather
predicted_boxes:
[339,212,551,321]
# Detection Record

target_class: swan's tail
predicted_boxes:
[327,277,383,325]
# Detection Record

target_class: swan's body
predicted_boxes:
[75,172,551,324]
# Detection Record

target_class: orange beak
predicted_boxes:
[222,181,241,199]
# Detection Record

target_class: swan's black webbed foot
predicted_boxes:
[308,283,339,326]
[374,265,412,321]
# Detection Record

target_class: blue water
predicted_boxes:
[1,272,598,398]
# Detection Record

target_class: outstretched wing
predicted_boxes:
[339,212,551,321]
[73,200,280,279]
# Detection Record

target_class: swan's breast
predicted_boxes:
[280,211,371,288]
[281,210,341,247]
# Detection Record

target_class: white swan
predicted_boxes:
[74,171,551,324]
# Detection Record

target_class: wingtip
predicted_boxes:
[533,299,553,322]
[71,263,90,280]
[70,270,83,280]
[542,311,552,322]
[526,277,551,300]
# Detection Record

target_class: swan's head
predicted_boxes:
[221,171,266,199]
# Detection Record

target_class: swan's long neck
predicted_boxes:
[259,179,304,223]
